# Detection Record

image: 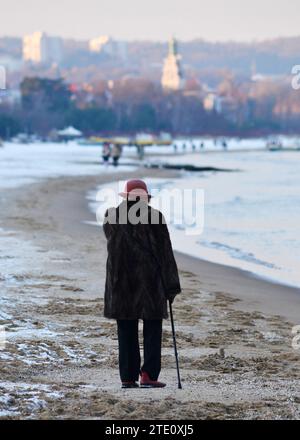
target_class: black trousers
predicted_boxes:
[116,319,162,382]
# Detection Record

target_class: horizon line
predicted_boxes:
[1,33,300,46]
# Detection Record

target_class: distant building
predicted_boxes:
[89,35,113,55]
[161,37,184,91]
[23,32,42,63]
[23,32,63,64]
[203,93,222,113]
[89,36,128,62]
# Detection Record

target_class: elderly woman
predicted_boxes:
[103,179,181,388]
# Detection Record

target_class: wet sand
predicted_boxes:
[1,169,300,420]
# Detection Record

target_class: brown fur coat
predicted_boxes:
[103,200,181,320]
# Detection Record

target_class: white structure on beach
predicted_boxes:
[23,32,63,64]
[58,126,82,138]
[161,37,185,91]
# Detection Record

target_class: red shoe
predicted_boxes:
[140,371,166,388]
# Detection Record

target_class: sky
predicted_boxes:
[0,0,300,42]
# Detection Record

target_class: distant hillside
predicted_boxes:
[127,37,300,76]
[1,35,299,79]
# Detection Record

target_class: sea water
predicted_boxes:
[154,150,300,288]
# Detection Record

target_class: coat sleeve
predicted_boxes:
[103,208,117,240]
[157,213,182,301]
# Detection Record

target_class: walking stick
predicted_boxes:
[169,300,182,389]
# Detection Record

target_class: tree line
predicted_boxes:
[0,76,300,138]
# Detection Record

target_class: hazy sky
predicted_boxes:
[1,0,299,42]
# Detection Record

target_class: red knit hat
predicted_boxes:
[119,179,152,200]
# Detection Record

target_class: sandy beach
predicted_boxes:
[1,167,300,420]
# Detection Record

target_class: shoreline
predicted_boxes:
[175,252,300,324]
[1,170,300,419]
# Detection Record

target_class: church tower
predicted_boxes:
[161,37,184,91]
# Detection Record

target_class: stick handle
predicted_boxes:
[169,300,182,389]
